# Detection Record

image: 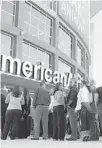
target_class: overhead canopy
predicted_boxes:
[1,72,54,91]
[90,0,102,18]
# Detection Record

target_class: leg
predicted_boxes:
[52,107,58,140]
[42,106,49,139]
[11,110,22,139]
[68,107,77,139]
[57,106,65,140]
[2,110,13,140]
[34,106,42,138]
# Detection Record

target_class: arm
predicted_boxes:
[5,93,11,104]
[75,90,82,111]
[33,89,39,108]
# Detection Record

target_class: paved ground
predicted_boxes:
[1,137,102,148]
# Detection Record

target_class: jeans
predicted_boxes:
[53,105,65,140]
[68,107,78,139]
[48,112,53,138]
[98,103,102,135]
[34,105,49,138]
[2,109,22,140]
[79,107,90,131]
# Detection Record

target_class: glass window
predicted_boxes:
[76,45,81,65]
[86,54,89,75]
[77,44,85,68]
[22,1,53,45]
[0,33,13,56]
[1,0,16,26]
[22,42,52,69]
[58,26,73,57]
[34,0,56,12]
[58,60,72,74]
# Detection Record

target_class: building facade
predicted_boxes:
[0,0,90,91]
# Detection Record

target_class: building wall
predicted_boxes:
[0,0,90,88]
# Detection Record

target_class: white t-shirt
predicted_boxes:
[5,93,24,110]
[75,86,92,111]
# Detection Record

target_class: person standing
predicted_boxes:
[48,88,54,138]
[96,86,102,136]
[1,86,24,140]
[89,81,99,141]
[18,88,31,139]
[0,85,8,136]
[31,81,50,140]
[52,83,65,141]
[66,78,78,141]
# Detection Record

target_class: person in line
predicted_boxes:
[0,85,8,136]
[89,80,99,141]
[52,83,65,141]
[96,86,102,136]
[31,81,50,140]
[48,88,54,139]
[66,78,78,141]
[18,88,31,139]
[1,86,24,140]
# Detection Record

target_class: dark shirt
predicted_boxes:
[96,87,102,104]
[67,85,78,109]
[1,94,8,116]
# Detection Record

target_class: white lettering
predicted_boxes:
[22,61,33,78]
[1,55,21,75]
[53,71,60,84]
[44,68,52,83]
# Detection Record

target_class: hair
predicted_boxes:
[40,80,45,86]
[24,88,28,96]
[12,85,20,97]
[53,82,62,95]
[82,80,91,93]
[70,77,77,84]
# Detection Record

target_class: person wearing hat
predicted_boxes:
[31,81,50,140]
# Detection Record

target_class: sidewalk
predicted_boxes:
[1,137,102,148]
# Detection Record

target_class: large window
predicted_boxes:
[86,53,89,75]
[77,44,85,68]
[1,0,16,26]
[58,59,72,74]
[58,26,73,58]
[0,32,14,56]
[34,0,57,12]
[22,42,52,69]
[22,1,53,45]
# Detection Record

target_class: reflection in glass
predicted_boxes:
[58,27,72,57]
[23,2,53,45]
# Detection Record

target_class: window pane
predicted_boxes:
[31,16,38,28]
[23,2,53,45]
[30,26,38,37]
[2,1,14,14]
[58,60,71,74]
[1,33,13,56]
[29,46,37,58]
[58,27,72,57]
[1,11,13,25]
[23,22,30,32]
[24,11,30,23]
[22,43,29,55]
[37,50,45,63]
